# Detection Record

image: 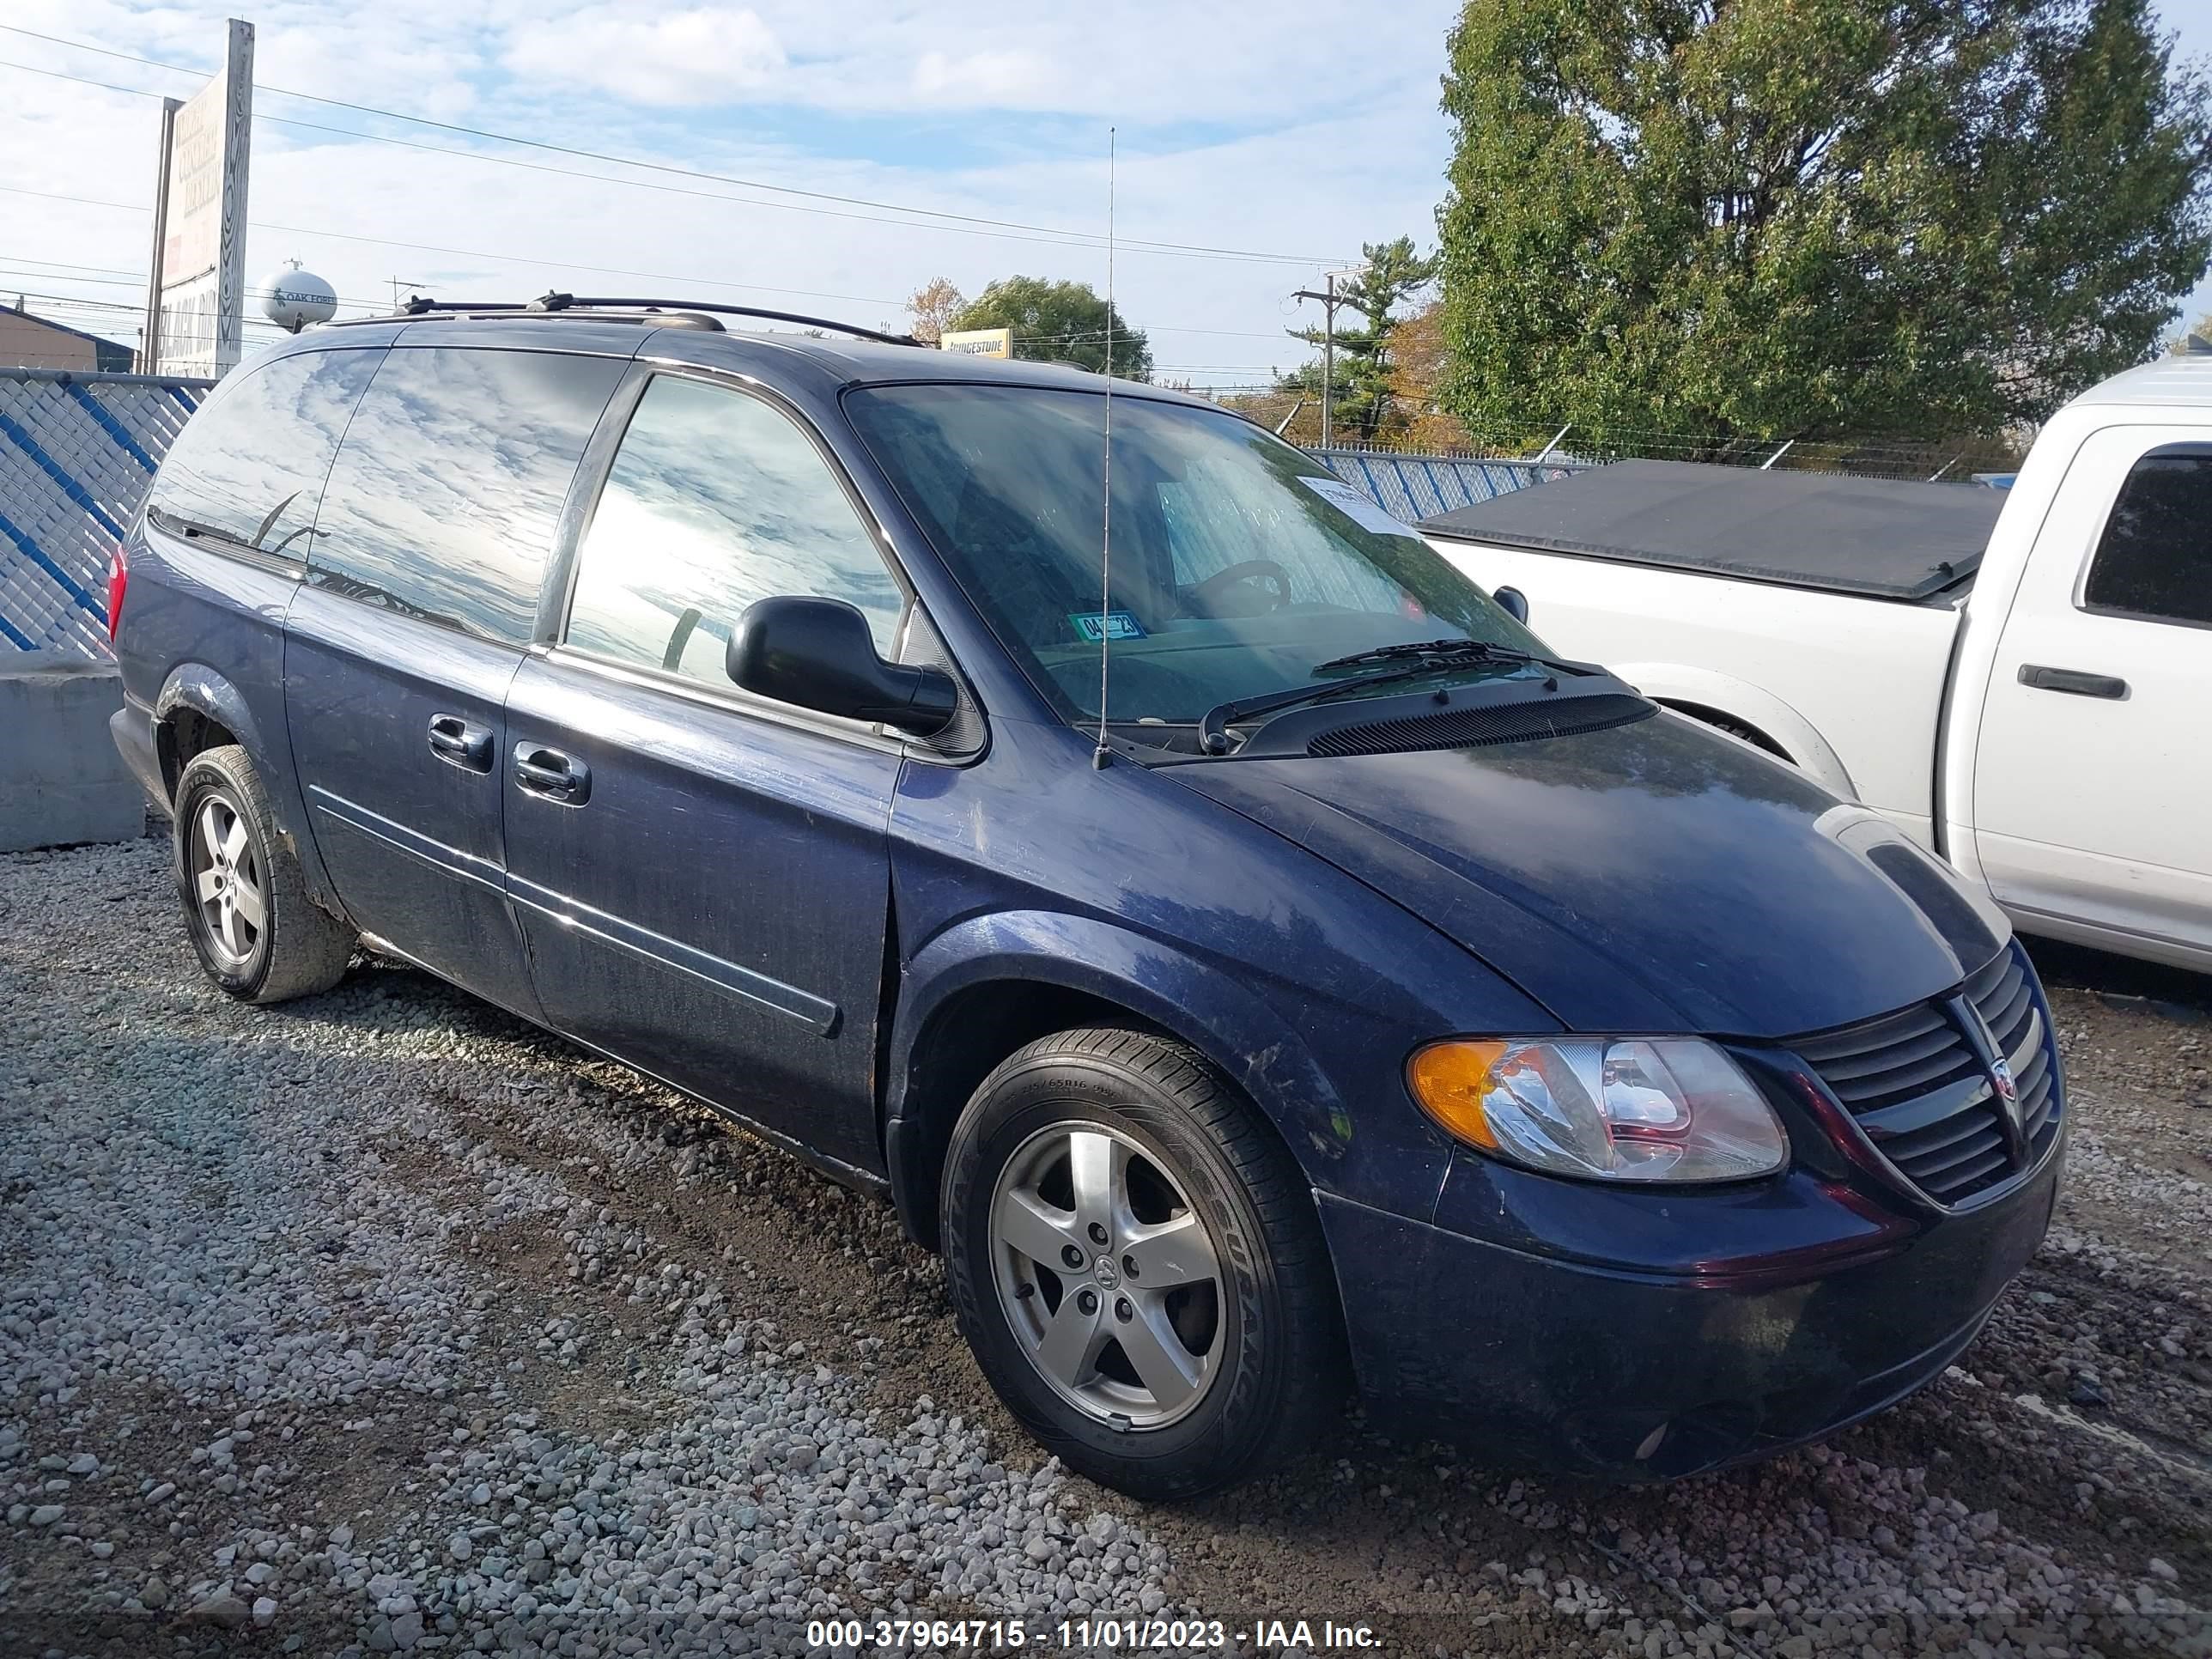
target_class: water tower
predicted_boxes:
[260,260,337,333]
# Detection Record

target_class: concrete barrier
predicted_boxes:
[0,653,145,851]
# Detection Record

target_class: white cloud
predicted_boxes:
[910,47,1060,107]
[0,0,1462,376]
[504,6,786,107]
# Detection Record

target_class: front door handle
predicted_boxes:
[427,713,495,773]
[2018,664,2128,700]
[512,742,591,805]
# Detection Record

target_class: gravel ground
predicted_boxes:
[2,833,2208,1658]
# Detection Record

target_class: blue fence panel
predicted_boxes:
[0,386,1578,657]
[1314,447,1580,523]
[0,367,209,656]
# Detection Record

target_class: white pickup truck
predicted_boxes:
[1423,354,2212,975]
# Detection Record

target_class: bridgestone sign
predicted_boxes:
[939,327,1013,359]
[151,19,253,380]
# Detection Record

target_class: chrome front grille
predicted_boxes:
[1793,942,2059,1205]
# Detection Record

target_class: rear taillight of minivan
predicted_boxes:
[105,544,128,642]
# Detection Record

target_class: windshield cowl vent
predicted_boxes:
[1304,693,1656,759]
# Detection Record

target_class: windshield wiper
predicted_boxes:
[1194,639,1601,757]
[1193,665,1444,755]
[1314,636,1594,676]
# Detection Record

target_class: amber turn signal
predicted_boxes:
[1406,1039,1511,1150]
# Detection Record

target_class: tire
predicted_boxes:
[940,1026,1343,1499]
[173,744,356,1004]
[1675,706,1790,762]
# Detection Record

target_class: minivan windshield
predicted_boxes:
[845,386,1549,739]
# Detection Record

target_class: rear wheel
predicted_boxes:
[173,744,355,1003]
[941,1027,1342,1498]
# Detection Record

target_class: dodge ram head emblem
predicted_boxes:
[1989,1053,2021,1139]
[1958,999,2027,1154]
[1989,1054,2018,1108]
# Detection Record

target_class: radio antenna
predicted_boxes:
[1093,127,1116,769]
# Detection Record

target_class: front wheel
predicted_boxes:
[940,1027,1343,1498]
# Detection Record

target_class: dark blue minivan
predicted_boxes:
[107,300,2063,1498]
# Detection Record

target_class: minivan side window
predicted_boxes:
[563,375,905,686]
[2083,444,2212,628]
[145,348,383,556]
[307,347,625,644]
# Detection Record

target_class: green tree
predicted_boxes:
[950,276,1152,380]
[1279,237,1439,441]
[1437,0,2212,444]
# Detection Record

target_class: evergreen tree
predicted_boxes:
[1279,237,1439,441]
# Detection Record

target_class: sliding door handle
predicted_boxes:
[2018,664,2128,700]
[427,713,494,772]
[512,742,592,805]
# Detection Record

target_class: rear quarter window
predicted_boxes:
[145,347,385,556]
[2083,443,2212,628]
[307,347,626,643]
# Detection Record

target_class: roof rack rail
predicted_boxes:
[395,291,922,348]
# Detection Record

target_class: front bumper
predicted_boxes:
[1318,1141,2060,1479]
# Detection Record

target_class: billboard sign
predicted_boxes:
[153,20,253,379]
[939,326,1012,359]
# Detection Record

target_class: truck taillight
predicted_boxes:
[106,544,128,641]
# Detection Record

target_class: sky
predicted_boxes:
[0,0,1463,387]
[1,0,2209,385]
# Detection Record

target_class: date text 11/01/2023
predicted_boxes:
[804,1618,1382,1650]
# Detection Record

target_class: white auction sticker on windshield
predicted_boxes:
[1297,474,1425,539]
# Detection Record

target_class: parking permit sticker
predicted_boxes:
[1298,474,1425,539]
[1068,610,1147,642]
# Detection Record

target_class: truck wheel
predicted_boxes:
[1666,703,1792,762]
[173,744,356,1004]
[940,1027,1343,1499]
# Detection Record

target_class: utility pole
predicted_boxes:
[142,96,181,374]
[1291,270,1367,448]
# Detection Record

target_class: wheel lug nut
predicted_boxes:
[1076,1289,1098,1316]
[1115,1297,1133,1322]
[1060,1245,1085,1270]
[1121,1255,1138,1279]
[1087,1222,1109,1245]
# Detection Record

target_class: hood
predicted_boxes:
[1168,711,2008,1039]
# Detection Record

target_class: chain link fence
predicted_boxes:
[0,366,210,657]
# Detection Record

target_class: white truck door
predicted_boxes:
[1971,426,2212,968]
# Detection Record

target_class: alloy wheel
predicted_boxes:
[189,793,266,967]
[988,1120,1225,1429]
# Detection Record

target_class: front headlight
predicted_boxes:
[1407,1037,1789,1183]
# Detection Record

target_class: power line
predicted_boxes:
[0,27,1348,268]
[6,291,294,337]
[9,58,1049,259]
[0,183,908,311]
[3,188,1332,363]
[0,259,385,312]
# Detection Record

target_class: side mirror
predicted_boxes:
[1492,585,1529,625]
[726,596,958,738]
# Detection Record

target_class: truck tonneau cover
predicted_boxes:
[1422,459,2003,601]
